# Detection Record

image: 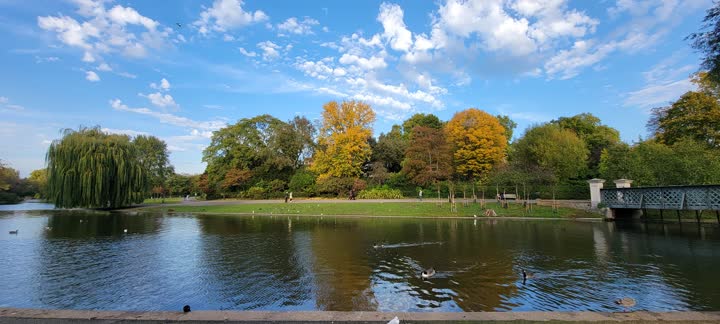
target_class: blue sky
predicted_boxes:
[0,0,711,176]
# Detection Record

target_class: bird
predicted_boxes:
[387,316,399,324]
[183,305,191,313]
[522,269,534,281]
[9,229,18,235]
[176,23,182,28]
[373,243,383,249]
[421,268,436,278]
[615,297,636,311]
[123,229,128,233]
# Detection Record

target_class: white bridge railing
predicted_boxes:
[601,185,720,210]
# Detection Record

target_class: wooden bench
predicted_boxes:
[501,194,517,200]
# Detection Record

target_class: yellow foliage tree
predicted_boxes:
[311,100,376,180]
[445,108,507,179]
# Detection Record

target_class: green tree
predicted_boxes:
[46,127,146,208]
[133,135,172,191]
[598,142,632,181]
[513,123,589,181]
[275,116,316,169]
[445,108,507,180]
[372,125,406,173]
[553,113,620,175]
[28,168,48,199]
[495,115,517,144]
[0,160,22,204]
[311,101,376,180]
[648,91,720,148]
[402,113,443,137]
[688,3,720,83]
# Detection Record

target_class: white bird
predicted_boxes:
[123,229,128,233]
[387,316,399,324]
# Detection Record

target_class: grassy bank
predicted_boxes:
[142,197,184,204]
[145,201,600,218]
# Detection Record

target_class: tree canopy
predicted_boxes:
[445,108,507,179]
[648,91,720,148]
[688,2,720,84]
[46,127,147,208]
[513,123,589,182]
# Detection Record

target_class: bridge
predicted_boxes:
[600,185,720,223]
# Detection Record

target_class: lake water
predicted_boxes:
[1,207,719,312]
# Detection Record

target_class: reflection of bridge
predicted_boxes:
[601,185,720,223]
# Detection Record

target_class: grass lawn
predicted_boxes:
[142,197,184,204]
[145,201,600,218]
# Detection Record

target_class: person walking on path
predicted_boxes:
[284,192,289,203]
[418,189,423,202]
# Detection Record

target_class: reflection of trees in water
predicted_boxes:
[196,215,314,310]
[44,210,162,238]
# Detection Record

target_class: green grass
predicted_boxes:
[145,201,600,218]
[142,197,184,204]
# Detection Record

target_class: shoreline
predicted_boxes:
[2,308,720,323]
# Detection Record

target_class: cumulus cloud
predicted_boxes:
[238,47,257,57]
[338,53,387,70]
[142,92,178,109]
[38,1,172,63]
[150,78,171,91]
[194,0,268,35]
[97,63,112,71]
[110,99,226,130]
[377,3,413,52]
[257,41,281,60]
[85,70,100,82]
[278,17,319,35]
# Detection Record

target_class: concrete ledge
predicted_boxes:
[2,308,720,323]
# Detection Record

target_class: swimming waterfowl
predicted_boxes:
[615,297,636,311]
[183,305,191,313]
[421,268,436,278]
[123,229,128,233]
[522,269,534,280]
[9,229,18,234]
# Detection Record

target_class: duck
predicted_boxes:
[183,305,191,313]
[421,268,436,278]
[615,297,636,311]
[522,269,534,281]
[123,229,128,233]
[9,229,18,235]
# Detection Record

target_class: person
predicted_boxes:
[289,192,293,202]
[284,191,289,203]
[418,189,423,202]
[349,189,355,200]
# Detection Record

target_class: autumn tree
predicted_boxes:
[648,91,720,148]
[402,113,443,138]
[401,126,452,186]
[28,168,48,199]
[445,108,507,180]
[311,100,376,180]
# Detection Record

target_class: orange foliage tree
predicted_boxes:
[445,108,507,180]
[311,101,376,180]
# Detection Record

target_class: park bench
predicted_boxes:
[501,193,517,200]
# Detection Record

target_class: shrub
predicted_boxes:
[357,186,404,199]
[245,186,266,199]
[289,169,316,196]
[316,177,355,197]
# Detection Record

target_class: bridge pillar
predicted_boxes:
[588,178,605,208]
[614,179,633,188]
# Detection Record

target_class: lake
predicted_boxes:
[1,207,719,312]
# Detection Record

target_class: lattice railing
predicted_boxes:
[601,185,720,210]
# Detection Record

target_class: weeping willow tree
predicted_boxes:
[46,127,147,208]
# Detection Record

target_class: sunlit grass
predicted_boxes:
[146,201,600,218]
[142,197,184,204]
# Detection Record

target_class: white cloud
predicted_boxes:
[150,78,171,91]
[0,97,7,104]
[142,92,178,108]
[338,53,387,70]
[117,71,137,79]
[223,34,236,41]
[194,0,268,35]
[110,99,226,130]
[257,41,281,60]
[544,40,615,79]
[238,47,257,57]
[5,104,25,111]
[624,53,698,110]
[35,56,60,63]
[377,3,413,52]
[352,93,411,110]
[278,17,319,35]
[97,63,112,71]
[85,70,100,82]
[38,2,171,63]
[101,128,148,136]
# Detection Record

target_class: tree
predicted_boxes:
[372,125,406,173]
[402,113,443,137]
[649,91,720,148]
[310,101,376,180]
[598,143,632,181]
[688,3,720,84]
[0,160,21,204]
[553,113,620,174]
[46,127,146,208]
[133,135,172,191]
[495,115,517,144]
[445,108,507,180]
[28,168,48,199]
[513,123,589,181]
[401,126,452,186]
[274,116,316,170]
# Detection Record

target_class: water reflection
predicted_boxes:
[1,211,719,312]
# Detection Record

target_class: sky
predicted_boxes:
[0,0,712,177]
